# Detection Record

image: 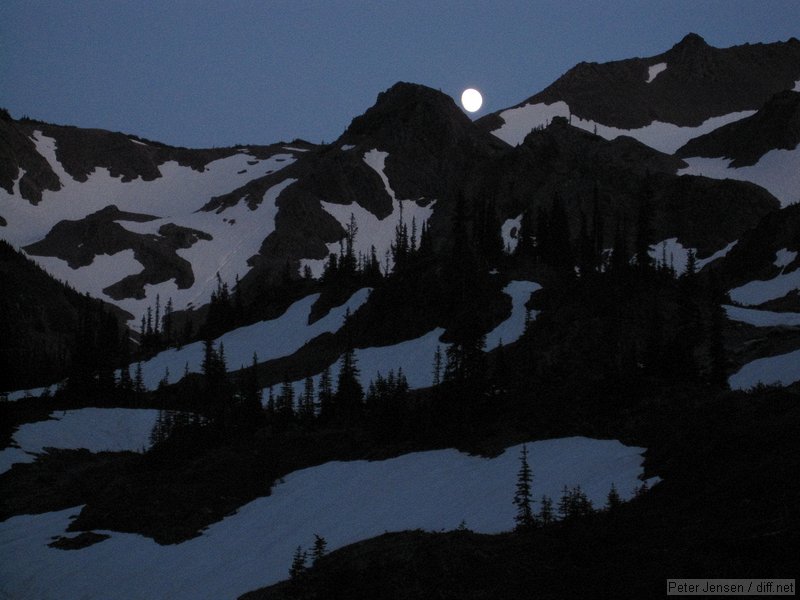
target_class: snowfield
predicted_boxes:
[677,147,800,207]
[0,436,655,600]
[0,408,159,474]
[491,100,753,154]
[501,214,522,253]
[724,305,800,328]
[729,348,800,390]
[0,131,299,321]
[648,238,737,275]
[289,280,540,397]
[130,288,371,390]
[6,281,538,401]
[728,268,800,306]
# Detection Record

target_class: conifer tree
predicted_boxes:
[311,534,327,564]
[265,385,276,419]
[606,482,622,511]
[539,495,554,525]
[635,196,653,270]
[578,211,596,276]
[515,209,536,259]
[134,362,145,397]
[299,376,316,422]
[335,346,363,421]
[277,377,295,422]
[557,484,572,520]
[548,192,574,273]
[162,297,174,345]
[289,546,307,581]
[568,485,593,517]
[432,345,443,386]
[513,444,536,530]
[119,363,133,395]
[610,225,629,272]
[592,182,605,265]
[317,365,333,421]
[240,352,262,419]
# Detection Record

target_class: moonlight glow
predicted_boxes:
[461,88,483,112]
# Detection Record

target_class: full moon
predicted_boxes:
[461,88,483,113]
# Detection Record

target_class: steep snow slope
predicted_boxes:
[0,437,654,600]
[0,408,158,473]
[728,269,800,306]
[729,348,800,390]
[491,101,753,154]
[678,148,800,207]
[1,131,298,320]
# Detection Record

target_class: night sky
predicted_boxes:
[2,0,799,148]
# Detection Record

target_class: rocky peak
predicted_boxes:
[340,82,492,154]
[669,32,710,53]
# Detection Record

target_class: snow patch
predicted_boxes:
[501,214,522,254]
[287,280,540,398]
[33,250,144,303]
[794,80,800,92]
[677,147,800,207]
[492,101,754,154]
[646,62,667,83]
[485,281,541,348]
[728,269,800,306]
[648,238,736,275]
[300,150,435,278]
[0,408,158,473]
[724,305,800,327]
[774,248,798,270]
[729,348,800,390]
[340,144,356,151]
[4,385,54,401]
[0,437,653,600]
[131,288,370,390]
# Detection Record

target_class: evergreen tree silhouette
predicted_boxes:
[513,444,536,530]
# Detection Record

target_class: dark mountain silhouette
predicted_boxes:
[677,90,800,166]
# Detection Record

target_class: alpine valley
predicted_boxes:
[1,34,799,600]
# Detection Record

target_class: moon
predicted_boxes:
[460,88,483,113]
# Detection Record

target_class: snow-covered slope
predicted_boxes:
[648,238,738,275]
[728,268,800,306]
[289,280,540,397]
[301,149,435,277]
[1,131,299,321]
[678,148,800,207]
[724,305,800,327]
[729,348,800,390]
[491,101,753,154]
[0,408,158,473]
[0,437,654,600]
[131,288,370,390]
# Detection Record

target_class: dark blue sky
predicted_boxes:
[2,0,798,148]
